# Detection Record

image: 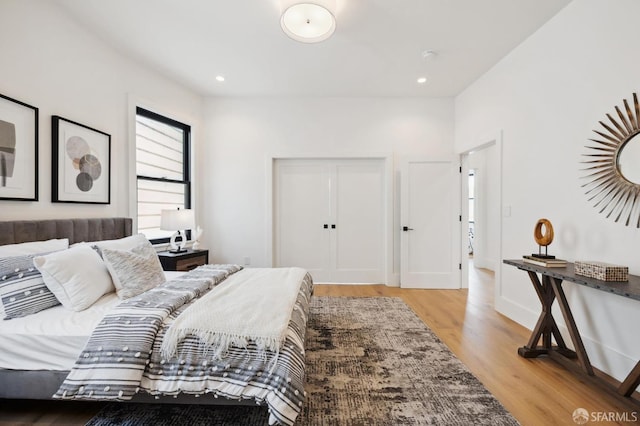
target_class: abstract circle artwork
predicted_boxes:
[66,137,102,192]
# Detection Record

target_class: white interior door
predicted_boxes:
[274,160,331,282]
[332,160,385,283]
[401,159,460,289]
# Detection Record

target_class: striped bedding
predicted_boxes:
[54,264,313,426]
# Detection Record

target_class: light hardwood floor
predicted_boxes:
[314,265,639,426]
[1,265,638,425]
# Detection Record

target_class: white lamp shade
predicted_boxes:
[160,209,195,231]
[280,2,336,43]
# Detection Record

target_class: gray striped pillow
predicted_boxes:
[102,242,166,299]
[0,253,61,320]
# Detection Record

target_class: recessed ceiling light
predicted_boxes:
[215,75,225,82]
[417,77,427,84]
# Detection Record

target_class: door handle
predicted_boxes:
[402,226,414,231]
[331,224,336,229]
[323,224,329,229]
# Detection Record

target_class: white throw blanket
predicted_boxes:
[161,267,307,360]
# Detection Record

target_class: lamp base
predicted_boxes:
[169,230,187,253]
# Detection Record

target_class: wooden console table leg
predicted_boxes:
[518,272,574,358]
[541,275,571,353]
[619,360,640,397]
[519,272,550,357]
[550,277,594,376]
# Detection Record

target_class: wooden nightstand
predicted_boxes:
[157,249,209,271]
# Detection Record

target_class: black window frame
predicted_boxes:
[136,106,192,244]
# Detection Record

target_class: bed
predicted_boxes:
[0,218,313,426]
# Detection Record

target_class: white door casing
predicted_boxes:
[401,158,461,289]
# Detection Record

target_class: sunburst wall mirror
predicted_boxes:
[582,92,640,228]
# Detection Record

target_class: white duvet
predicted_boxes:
[0,271,185,371]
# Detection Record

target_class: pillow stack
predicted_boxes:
[0,233,168,320]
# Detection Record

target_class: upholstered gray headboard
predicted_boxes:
[0,217,133,246]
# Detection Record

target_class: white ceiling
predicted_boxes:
[53,0,572,97]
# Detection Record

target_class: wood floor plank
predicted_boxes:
[1,265,638,425]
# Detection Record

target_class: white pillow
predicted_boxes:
[0,238,69,258]
[102,241,166,299]
[73,234,148,252]
[33,245,114,311]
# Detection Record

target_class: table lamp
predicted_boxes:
[160,208,195,253]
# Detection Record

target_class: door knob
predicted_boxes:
[402,226,414,231]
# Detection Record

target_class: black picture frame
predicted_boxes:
[52,116,111,204]
[0,93,38,201]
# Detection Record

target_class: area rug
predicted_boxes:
[86,297,519,425]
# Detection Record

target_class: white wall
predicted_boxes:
[0,0,202,221]
[201,97,455,281]
[455,0,640,381]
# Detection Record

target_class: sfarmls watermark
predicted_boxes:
[573,408,638,424]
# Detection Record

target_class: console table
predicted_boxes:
[503,259,640,406]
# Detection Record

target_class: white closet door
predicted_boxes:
[401,159,460,289]
[332,160,385,283]
[274,161,331,282]
[274,158,385,284]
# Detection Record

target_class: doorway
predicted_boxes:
[467,169,475,262]
[460,136,501,293]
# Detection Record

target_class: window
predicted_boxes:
[136,107,191,243]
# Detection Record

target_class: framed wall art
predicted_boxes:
[0,93,38,201]
[52,116,110,204]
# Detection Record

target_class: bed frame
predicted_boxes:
[0,218,132,400]
[0,217,254,406]
[0,217,132,246]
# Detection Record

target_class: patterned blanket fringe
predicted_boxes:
[140,387,267,405]
[161,328,282,366]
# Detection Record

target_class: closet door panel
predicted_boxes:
[332,161,385,283]
[274,161,331,282]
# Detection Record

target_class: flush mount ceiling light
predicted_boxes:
[280,1,336,43]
